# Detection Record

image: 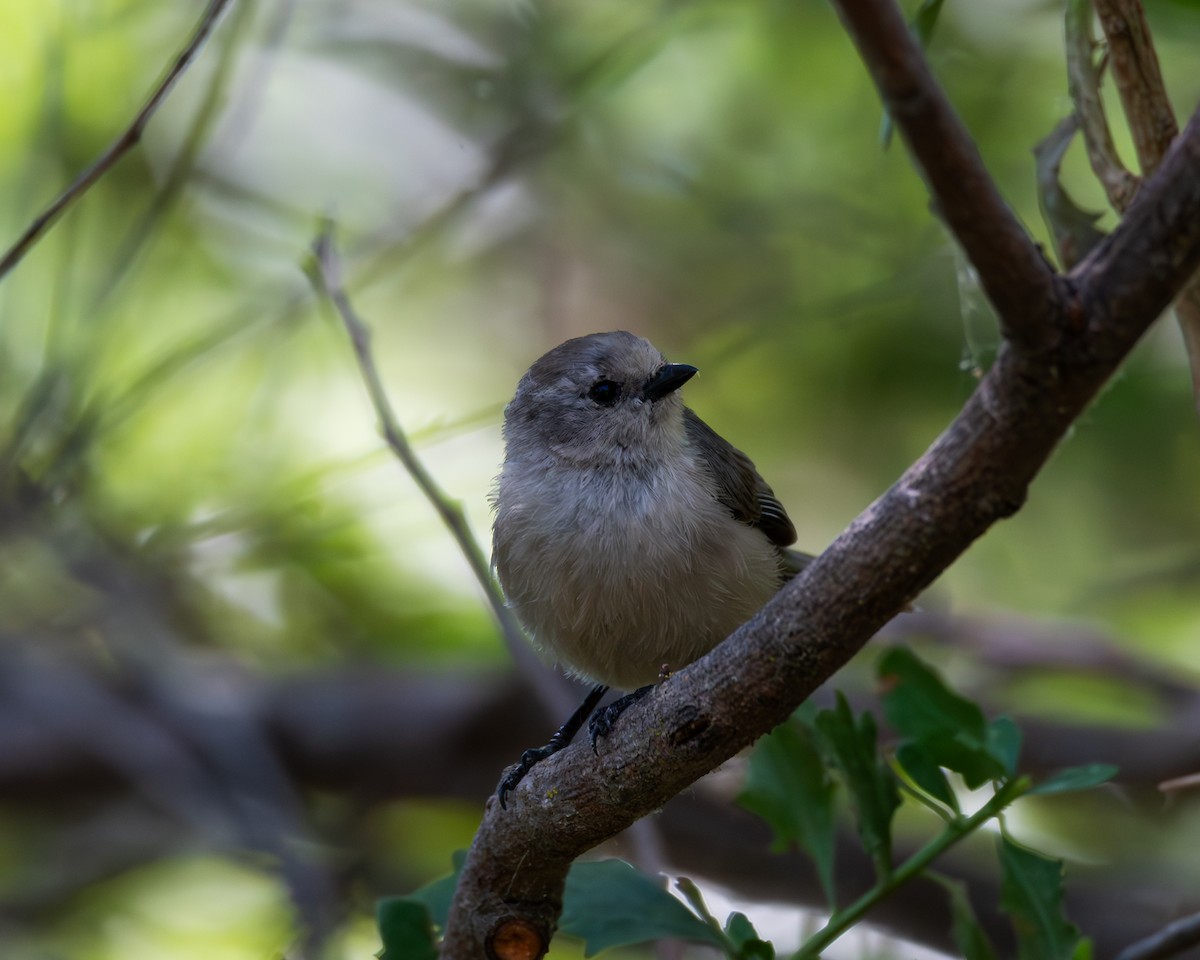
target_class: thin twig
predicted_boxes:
[1115,910,1200,960]
[1065,0,1139,211]
[1088,0,1200,415]
[1093,0,1179,178]
[0,0,234,282]
[92,0,260,308]
[307,223,527,663]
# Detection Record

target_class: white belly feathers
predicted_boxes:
[493,454,782,689]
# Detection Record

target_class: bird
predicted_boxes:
[491,331,811,806]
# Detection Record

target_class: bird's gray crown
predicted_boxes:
[503,331,692,464]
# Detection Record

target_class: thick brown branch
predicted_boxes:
[830,0,1063,347]
[0,0,234,282]
[441,108,1200,958]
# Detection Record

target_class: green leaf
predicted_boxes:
[896,742,957,810]
[987,716,1023,777]
[376,898,438,960]
[878,646,1007,788]
[932,874,999,960]
[406,849,464,931]
[560,860,723,956]
[815,693,900,876]
[375,851,464,959]
[1030,764,1118,796]
[726,912,775,960]
[738,720,837,905]
[999,837,1082,960]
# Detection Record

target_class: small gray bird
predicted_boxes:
[493,331,811,806]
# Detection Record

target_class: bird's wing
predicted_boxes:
[684,407,797,548]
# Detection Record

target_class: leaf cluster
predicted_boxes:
[380,646,1115,959]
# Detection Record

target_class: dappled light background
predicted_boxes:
[1,0,1199,957]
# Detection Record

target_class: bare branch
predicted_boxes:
[829,0,1064,348]
[1072,109,1200,349]
[92,0,267,308]
[0,0,235,282]
[440,107,1200,959]
[1066,0,1139,211]
[306,225,561,709]
[1087,0,1200,415]
[1115,910,1200,960]
[1093,0,1179,178]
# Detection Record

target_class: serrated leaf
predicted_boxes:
[1030,764,1118,796]
[815,693,900,876]
[932,874,999,960]
[726,912,775,960]
[999,837,1082,960]
[897,741,957,809]
[376,898,438,960]
[879,647,1007,788]
[560,860,723,956]
[738,721,837,904]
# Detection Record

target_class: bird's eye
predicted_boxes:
[588,380,621,406]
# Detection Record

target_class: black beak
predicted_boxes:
[642,363,698,402]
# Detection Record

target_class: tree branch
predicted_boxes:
[306,225,582,720]
[1,654,1195,956]
[0,0,234,282]
[830,0,1064,347]
[440,96,1200,960]
[1066,0,1139,211]
[1053,0,1200,418]
[307,225,525,660]
[1115,910,1200,960]
[1093,0,1179,178]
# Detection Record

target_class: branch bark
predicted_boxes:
[1070,0,1200,414]
[440,1,1200,952]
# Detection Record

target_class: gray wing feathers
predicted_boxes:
[683,408,798,548]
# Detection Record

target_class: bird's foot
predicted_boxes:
[588,684,653,753]
[497,744,560,809]
[495,683,607,809]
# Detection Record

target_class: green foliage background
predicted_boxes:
[1,0,1198,957]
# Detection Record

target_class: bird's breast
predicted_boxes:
[493,457,782,688]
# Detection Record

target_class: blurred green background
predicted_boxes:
[1,0,1198,957]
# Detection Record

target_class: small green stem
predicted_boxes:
[790,778,1030,960]
[895,777,956,823]
[675,878,742,958]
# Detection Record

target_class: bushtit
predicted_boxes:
[493,331,811,806]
